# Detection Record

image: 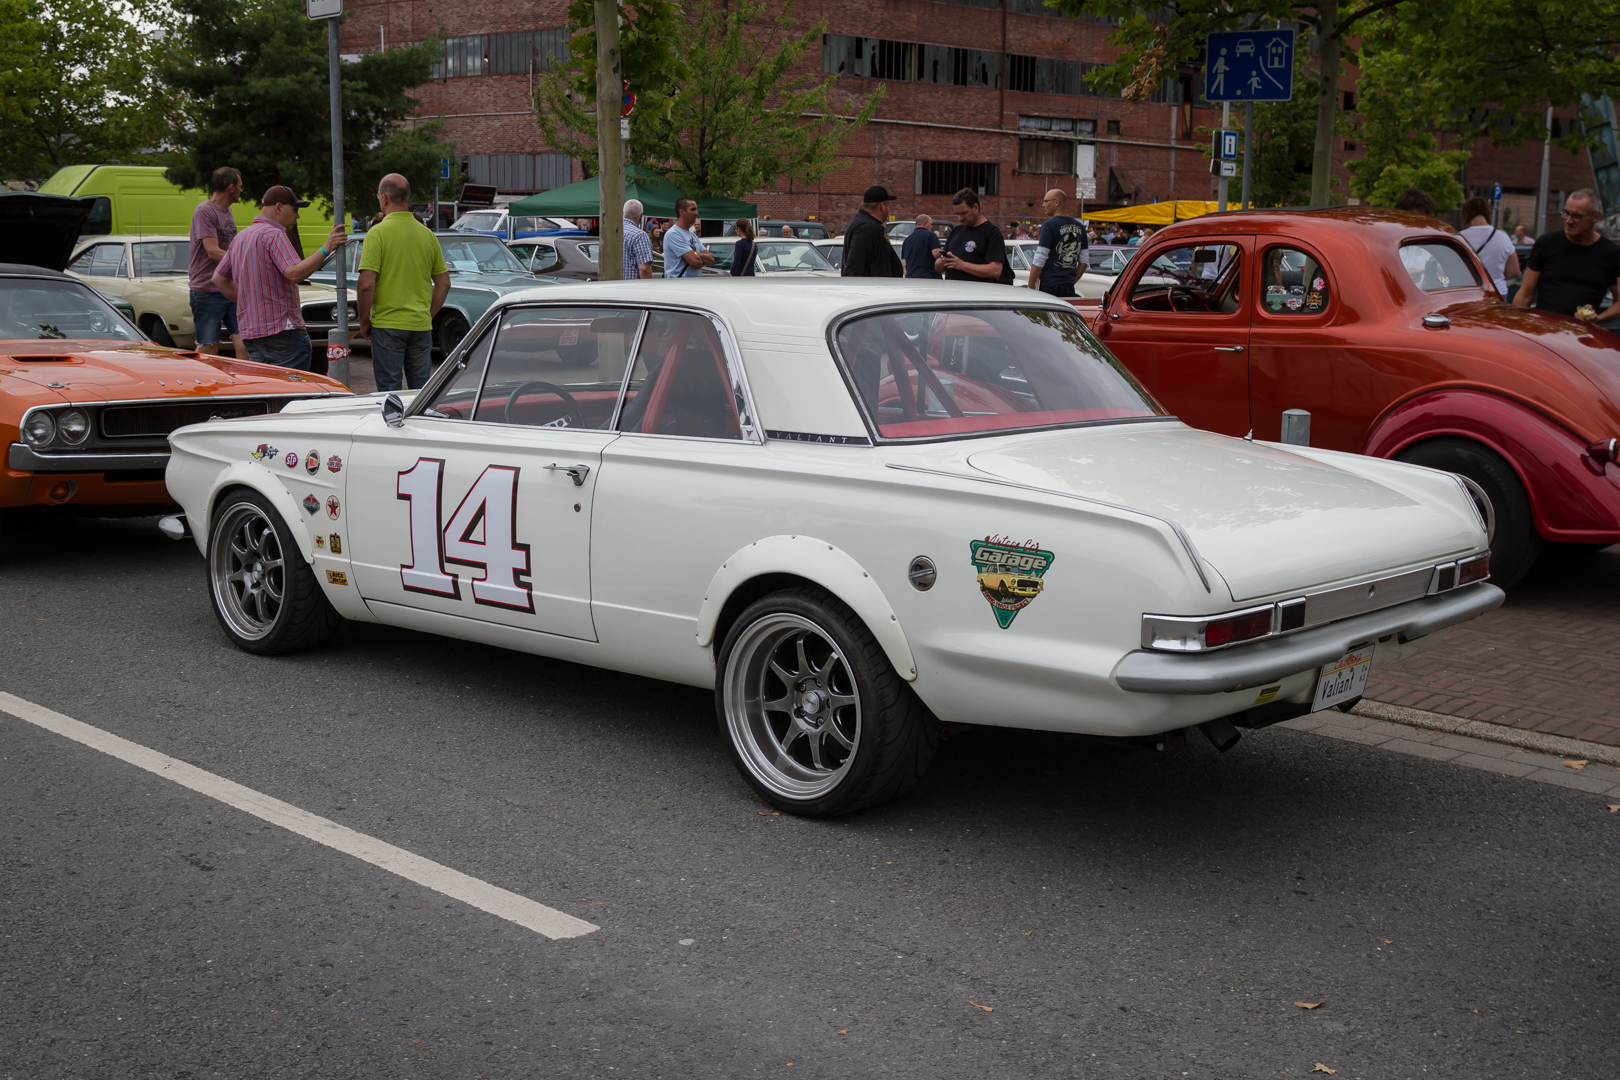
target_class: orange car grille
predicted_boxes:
[100,400,271,439]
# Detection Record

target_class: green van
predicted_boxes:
[38,165,344,253]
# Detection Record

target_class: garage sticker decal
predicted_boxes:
[970,536,1053,628]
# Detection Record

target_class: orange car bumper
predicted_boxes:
[0,468,174,510]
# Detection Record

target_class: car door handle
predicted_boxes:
[1214,345,1246,352]
[545,463,591,486]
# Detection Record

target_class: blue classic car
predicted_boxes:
[310,231,566,355]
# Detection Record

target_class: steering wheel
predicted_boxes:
[1167,287,1210,313]
[504,380,586,428]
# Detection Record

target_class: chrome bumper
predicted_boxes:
[8,442,169,473]
[1113,583,1504,695]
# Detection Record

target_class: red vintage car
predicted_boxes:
[1089,207,1620,585]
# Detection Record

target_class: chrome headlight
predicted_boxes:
[22,411,55,448]
[56,408,89,445]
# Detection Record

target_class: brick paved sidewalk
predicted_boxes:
[1364,545,1620,747]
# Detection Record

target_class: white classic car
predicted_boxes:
[164,280,1503,816]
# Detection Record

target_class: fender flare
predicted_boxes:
[205,463,319,565]
[695,534,918,682]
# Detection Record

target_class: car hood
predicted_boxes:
[966,425,1483,602]
[0,192,96,270]
[1429,300,1620,440]
[0,340,348,400]
[449,270,546,292]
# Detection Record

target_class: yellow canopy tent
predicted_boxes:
[1081,201,1221,225]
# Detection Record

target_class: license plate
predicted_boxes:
[1312,645,1375,712]
[559,327,580,346]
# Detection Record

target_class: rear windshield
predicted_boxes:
[833,307,1163,441]
[0,278,145,341]
[1399,241,1480,292]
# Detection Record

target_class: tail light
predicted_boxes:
[1585,438,1619,475]
[1203,608,1274,647]
[1456,552,1490,586]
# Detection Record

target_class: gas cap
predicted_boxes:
[1422,313,1451,329]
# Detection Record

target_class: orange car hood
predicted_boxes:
[1432,302,1620,441]
[0,339,346,405]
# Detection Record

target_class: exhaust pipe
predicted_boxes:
[1198,716,1242,753]
[157,515,189,540]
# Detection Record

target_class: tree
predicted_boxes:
[1244,57,1345,206]
[1343,28,1468,210]
[161,0,453,215]
[0,0,181,181]
[1054,0,1411,206]
[537,0,883,198]
[559,0,689,113]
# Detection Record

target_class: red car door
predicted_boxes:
[1093,235,1254,435]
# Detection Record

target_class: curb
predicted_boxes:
[1353,699,1620,768]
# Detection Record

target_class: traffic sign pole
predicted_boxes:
[1218,102,1230,211]
[326,17,349,387]
[1241,102,1253,210]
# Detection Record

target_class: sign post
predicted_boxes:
[309,0,349,386]
[1204,28,1295,213]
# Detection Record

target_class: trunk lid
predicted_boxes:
[967,425,1480,601]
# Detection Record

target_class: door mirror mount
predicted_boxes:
[382,393,405,427]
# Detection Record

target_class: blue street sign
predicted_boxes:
[1219,130,1239,160]
[1493,182,1503,200]
[1204,29,1295,102]
[440,158,451,180]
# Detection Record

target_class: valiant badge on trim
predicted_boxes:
[970,536,1054,628]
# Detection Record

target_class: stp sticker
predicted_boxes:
[328,533,342,555]
[284,452,299,469]
[326,570,349,586]
[326,495,341,520]
[970,536,1054,629]
[326,455,343,473]
[305,450,320,474]
[302,494,320,515]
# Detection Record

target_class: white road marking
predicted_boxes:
[0,691,597,940]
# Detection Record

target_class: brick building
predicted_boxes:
[339,0,1595,234]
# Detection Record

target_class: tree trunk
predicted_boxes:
[1310,0,1340,206]
[594,0,624,281]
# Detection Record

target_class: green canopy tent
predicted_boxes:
[505,171,757,221]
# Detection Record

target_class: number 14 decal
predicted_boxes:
[397,458,534,613]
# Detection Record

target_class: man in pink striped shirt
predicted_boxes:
[213,185,346,370]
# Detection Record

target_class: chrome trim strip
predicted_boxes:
[884,462,1212,593]
[9,443,168,472]
[1304,566,1432,626]
[1114,584,1505,695]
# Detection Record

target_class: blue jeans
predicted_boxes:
[243,328,312,370]
[189,289,238,345]
[370,327,433,392]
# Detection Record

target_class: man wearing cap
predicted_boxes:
[357,173,450,391]
[212,186,345,370]
[841,185,903,278]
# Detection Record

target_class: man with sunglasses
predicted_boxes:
[1513,189,1620,323]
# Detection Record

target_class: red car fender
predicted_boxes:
[1363,388,1620,542]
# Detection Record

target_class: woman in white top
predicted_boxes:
[1457,195,1520,297]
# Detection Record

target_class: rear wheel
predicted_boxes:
[206,489,341,654]
[1396,437,1541,586]
[435,310,470,357]
[716,586,939,817]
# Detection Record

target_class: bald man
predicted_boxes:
[1027,188,1087,298]
[357,173,451,391]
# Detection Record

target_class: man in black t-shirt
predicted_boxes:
[936,188,1012,284]
[1026,188,1087,298]
[1513,188,1620,321]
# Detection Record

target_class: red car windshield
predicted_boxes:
[833,307,1163,440]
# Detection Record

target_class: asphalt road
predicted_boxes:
[2,516,1616,1080]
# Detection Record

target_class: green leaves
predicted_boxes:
[0,0,182,180]
[160,0,453,215]
[538,0,881,199]
[563,0,689,111]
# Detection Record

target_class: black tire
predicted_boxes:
[716,586,940,817]
[435,310,470,357]
[206,488,341,654]
[1396,437,1541,587]
[142,315,175,347]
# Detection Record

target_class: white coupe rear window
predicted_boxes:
[834,307,1164,441]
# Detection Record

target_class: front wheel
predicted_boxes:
[207,489,341,654]
[1396,437,1541,587]
[716,586,939,817]
[435,310,470,357]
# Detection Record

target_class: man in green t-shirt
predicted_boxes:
[357,173,451,391]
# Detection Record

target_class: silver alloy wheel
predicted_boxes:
[210,502,285,641]
[723,613,863,800]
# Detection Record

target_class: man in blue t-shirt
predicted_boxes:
[1026,189,1087,298]
[900,215,942,278]
[662,197,715,278]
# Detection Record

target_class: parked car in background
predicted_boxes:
[811,237,843,270]
[1091,207,1620,586]
[507,236,601,280]
[67,235,352,362]
[449,209,585,239]
[1084,245,1138,277]
[1,211,348,519]
[994,239,1112,298]
[727,220,831,240]
[310,231,565,356]
[164,279,1500,817]
[701,238,840,277]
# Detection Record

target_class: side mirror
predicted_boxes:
[382,393,405,427]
